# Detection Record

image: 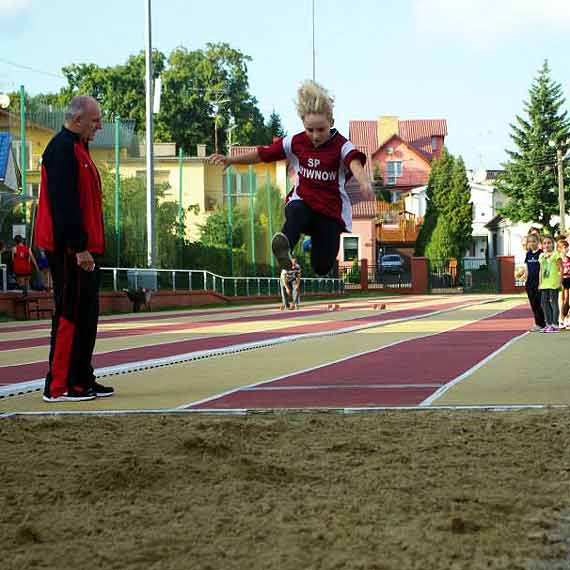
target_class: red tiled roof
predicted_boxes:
[398,119,447,158]
[349,118,447,164]
[349,120,378,177]
[229,145,257,157]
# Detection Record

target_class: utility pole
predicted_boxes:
[145,0,156,267]
[557,148,566,234]
[312,0,316,81]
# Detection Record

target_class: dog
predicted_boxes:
[123,288,152,313]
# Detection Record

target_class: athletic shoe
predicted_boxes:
[559,322,567,330]
[530,325,544,332]
[43,388,97,403]
[271,232,293,269]
[93,381,115,398]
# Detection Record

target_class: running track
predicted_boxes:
[1,297,488,388]
[187,305,529,410]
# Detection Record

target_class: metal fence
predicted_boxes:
[429,257,499,293]
[99,267,343,298]
[338,260,412,290]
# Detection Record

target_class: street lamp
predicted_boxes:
[548,140,570,234]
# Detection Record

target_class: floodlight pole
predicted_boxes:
[557,148,566,235]
[312,0,316,81]
[145,0,156,267]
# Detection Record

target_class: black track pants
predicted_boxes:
[281,200,343,276]
[44,252,100,397]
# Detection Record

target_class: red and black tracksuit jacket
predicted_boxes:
[35,127,105,398]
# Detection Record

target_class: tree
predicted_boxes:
[98,167,183,268]
[199,205,247,250]
[425,217,454,262]
[266,111,286,140]
[415,149,455,255]
[446,157,474,258]
[32,43,281,154]
[496,61,570,232]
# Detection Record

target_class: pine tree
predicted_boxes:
[446,157,473,258]
[415,148,455,255]
[266,111,286,139]
[425,217,454,262]
[496,61,570,232]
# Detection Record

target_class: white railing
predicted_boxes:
[99,266,343,297]
[0,264,6,292]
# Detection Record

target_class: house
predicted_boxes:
[405,169,510,261]
[349,116,446,203]
[337,116,447,267]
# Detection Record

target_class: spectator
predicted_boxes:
[11,235,38,296]
[36,248,52,292]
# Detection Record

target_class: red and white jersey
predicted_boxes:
[257,129,366,232]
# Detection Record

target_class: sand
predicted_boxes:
[2,410,570,570]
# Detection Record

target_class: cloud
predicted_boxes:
[0,0,32,35]
[0,0,31,14]
[414,0,570,42]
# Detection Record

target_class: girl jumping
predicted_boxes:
[209,80,373,275]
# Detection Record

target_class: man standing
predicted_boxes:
[35,96,114,402]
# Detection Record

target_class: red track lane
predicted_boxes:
[189,305,528,410]
[0,296,432,336]
[0,301,418,351]
[0,298,473,386]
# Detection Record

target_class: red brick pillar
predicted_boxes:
[497,256,516,293]
[360,258,369,292]
[411,257,428,294]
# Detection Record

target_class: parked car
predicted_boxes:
[380,254,403,274]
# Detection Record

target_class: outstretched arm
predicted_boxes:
[349,159,374,200]
[209,150,262,169]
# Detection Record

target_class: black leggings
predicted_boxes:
[282,200,343,276]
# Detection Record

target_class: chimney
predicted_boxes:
[196,144,207,158]
[377,116,399,148]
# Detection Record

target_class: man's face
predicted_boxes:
[76,101,102,142]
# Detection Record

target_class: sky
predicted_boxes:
[1,0,570,169]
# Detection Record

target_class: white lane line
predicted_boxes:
[0,297,507,401]
[180,300,520,410]
[1,403,567,419]
[242,384,443,391]
[419,331,530,407]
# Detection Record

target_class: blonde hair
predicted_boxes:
[295,80,334,122]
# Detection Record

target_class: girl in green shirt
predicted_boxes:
[539,235,563,332]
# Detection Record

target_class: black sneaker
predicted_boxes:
[43,387,97,403]
[93,381,115,398]
[271,232,293,269]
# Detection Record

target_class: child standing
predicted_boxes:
[209,80,373,275]
[524,234,545,331]
[559,240,570,328]
[538,235,563,333]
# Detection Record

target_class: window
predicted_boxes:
[343,236,359,261]
[386,161,402,185]
[431,136,438,151]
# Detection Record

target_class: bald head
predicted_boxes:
[64,96,102,142]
